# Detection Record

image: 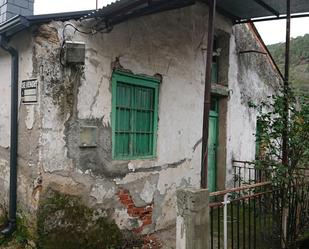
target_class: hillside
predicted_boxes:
[268,34,309,94]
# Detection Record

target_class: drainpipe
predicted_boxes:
[201,0,216,189]
[0,35,19,236]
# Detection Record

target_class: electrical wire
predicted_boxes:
[60,21,113,66]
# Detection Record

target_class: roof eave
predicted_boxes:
[0,10,94,38]
[0,15,30,37]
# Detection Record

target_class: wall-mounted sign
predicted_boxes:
[21,79,38,104]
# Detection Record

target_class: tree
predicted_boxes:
[254,86,309,248]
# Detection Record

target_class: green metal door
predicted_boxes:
[208,99,218,192]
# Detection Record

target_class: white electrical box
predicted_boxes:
[64,41,86,65]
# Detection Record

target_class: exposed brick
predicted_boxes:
[127,203,134,209]
[120,199,133,205]
[117,188,154,233]
[143,219,152,226]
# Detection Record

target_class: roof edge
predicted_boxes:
[0,10,95,38]
[247,22,284,81]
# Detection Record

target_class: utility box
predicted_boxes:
[64,41,86,65]
[79,126,98,148]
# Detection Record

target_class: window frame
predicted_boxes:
[111,70,160,160]
[211,37,219,84]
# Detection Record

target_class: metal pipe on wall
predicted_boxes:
[282,0,291,168]
[0,35,19,236]
[201,0,216,189]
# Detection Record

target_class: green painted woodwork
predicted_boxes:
[112,71,159,160]
[208,98,219,192]
[211,62,218,84]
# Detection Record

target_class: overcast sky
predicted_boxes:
[34,0,309,45]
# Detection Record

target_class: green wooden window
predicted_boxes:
[112,71,160,160]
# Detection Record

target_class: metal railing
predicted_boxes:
[233,160,272,187]
[209,182,280,249]
[209,180,309,249]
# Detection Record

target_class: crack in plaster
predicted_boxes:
[132,158,190,174]
[192,138,202,152]
[89,75,104,113]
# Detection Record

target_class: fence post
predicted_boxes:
[176,188,210,249]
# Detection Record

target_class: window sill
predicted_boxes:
[112,155,157,161]
[211,83,229,97]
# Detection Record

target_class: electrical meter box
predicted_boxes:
[79,126,98,148]
[64,41,86,65]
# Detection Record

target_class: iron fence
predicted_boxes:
[233,160,272,187]
[209,181,309,249]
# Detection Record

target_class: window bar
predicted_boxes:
[122,86,125,156]
[286,187,291,243]
[234,166,236,188]
[231,201,234,249]
[253,196,257,249]
[131,91,133,156]
[269,191,275,242]
[265,192,269,238]
[243,199,246,249]
[248,196,251,249]
[211,207,214,249]
[291,185,296,242]
[273,190,276,241]
[268,192,271,238]
[266,191,270,244]
[223,194,229,249]
[218,207,221,249]
[237,199,240,249]
[263,193,266,240]
[259,194,262,245]
[238,167,241,187]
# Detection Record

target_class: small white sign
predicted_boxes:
[21,79,38,104]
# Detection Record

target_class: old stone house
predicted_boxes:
[0,0,282,245]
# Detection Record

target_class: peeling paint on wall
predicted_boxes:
[25,105,35,130]
[0,1,281,241]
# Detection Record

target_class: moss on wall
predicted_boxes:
[37,189,123,249]
[0,212,33,248]
[0,214,6,227]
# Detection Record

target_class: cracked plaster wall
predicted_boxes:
[225,24,282,186]
[0,2,281,235]
[31,3,233,233]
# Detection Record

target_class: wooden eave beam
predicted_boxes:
[252,0,280,17]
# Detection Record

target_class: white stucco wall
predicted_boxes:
[0,31,37,207]
[226,25,281,186]
[0,2,281,236]
[0,50,11,148]
[32,3,233,232]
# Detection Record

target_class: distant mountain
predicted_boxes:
[268,34,309,94]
